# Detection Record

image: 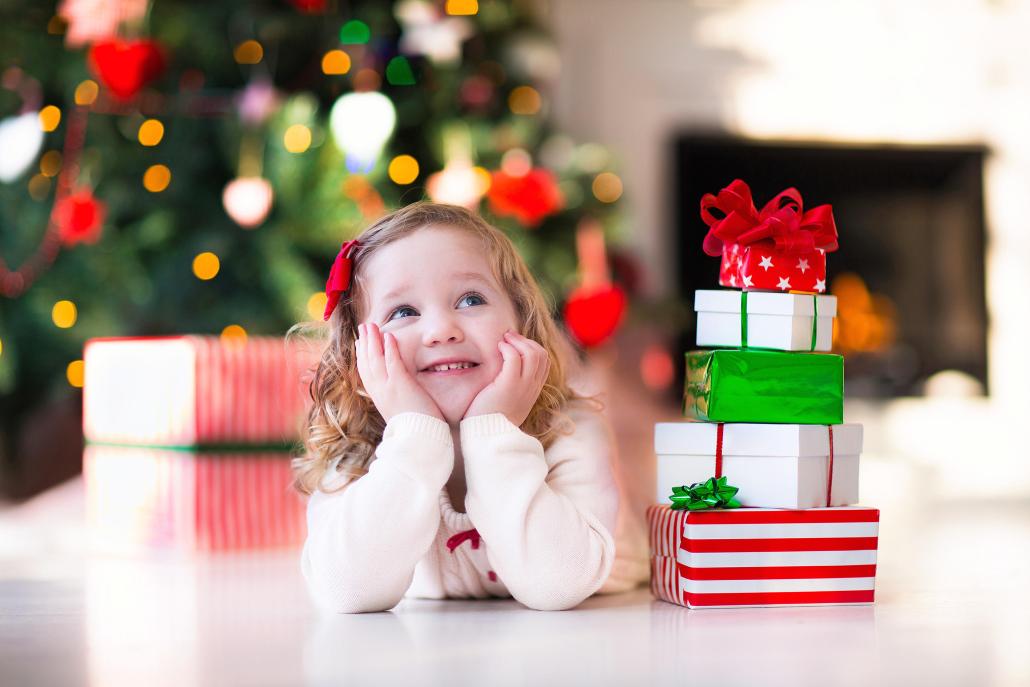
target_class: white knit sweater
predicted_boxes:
[301,402,630,612]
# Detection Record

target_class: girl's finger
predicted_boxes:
[368,323,387,378]
[497,340,522,382]
[503,332,539,379]
[383,332,404,378]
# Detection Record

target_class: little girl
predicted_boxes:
[294,202,626,612]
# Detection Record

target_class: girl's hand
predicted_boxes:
[464,331,550,427]
[356,323,444,423]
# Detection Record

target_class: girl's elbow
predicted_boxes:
[307,580,403,614]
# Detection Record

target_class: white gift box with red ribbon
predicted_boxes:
[648,504,879,608]
[83,335,315,446]
[695,289,836,352]
[656,422,863,509]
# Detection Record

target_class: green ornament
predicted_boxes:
[339,20,370,44]
[669,476,742,511]
[385,56,416,86]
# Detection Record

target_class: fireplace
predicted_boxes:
[673,135,988,398]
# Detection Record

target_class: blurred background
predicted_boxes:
[2,1,1029,513]
[4,2,1030,685]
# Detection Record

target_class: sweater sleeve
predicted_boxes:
[459,403,619,611]
[301,412,453,613]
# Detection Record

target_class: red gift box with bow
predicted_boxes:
[700,180,838,293]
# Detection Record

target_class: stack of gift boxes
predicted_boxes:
[83,336,314,552]
[648,180,880,609]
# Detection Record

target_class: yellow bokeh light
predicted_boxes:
[40,150,62,177]
[74,80,99,106]
[473,166,492,194]
[28,174,51,200]
[39,106,62,132]
[284,124,312,153]
[234,40,264,64]
[0,337,4,358]
[192,252,220,280]
[508,86,541,115]
[220,324,248,347]
[52,300,78,328]
[307,292,328,320]
[138,119,164,146]
[143,164,172,192]
[322,50,352,75]
[67,359,85,388]
[446,0,478,15]
[388,155,420,184]
[592,172,623,203]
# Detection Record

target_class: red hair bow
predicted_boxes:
[323,239,361,321]
[700,179,838,257]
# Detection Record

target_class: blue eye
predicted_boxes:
[387,305,418,321]
[457,292,486,308]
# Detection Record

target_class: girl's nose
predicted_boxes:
[421,312,464,346]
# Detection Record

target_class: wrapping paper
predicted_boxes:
[655,422,863,509]
[648,504,879,608]
[83,335,316,447]
[684,349,843,424]
[719,243,828,293]
[694,289,836,352]
[84,445,307,552]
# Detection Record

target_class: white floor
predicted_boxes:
[1,471,1029,687]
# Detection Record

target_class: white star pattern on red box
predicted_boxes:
[718,243,828,293]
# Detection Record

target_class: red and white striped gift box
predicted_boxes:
[648,504,879,608]
[83,335,318,446]
[84,445,307,552]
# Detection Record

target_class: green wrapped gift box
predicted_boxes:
[684,349,843,424]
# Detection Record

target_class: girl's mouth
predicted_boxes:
[420,361,480,375]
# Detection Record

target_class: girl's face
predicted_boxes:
[358,226,520,425]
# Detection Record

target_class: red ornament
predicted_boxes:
[288,0,328,12]
[54,189,106,246]
[563,283,627,349]
[88,38,167,102]
[487,168,563,227]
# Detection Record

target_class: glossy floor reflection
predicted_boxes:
[2,474,1029,686]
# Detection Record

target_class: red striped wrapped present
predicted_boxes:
[84,445,307,552]
[648,504,879,608]
[83,336,317,447]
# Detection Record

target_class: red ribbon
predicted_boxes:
[323,239,361,321]
[826,425,835,507]
[714,423,725,478]
[446,528,481,553]
[700,179,838,257]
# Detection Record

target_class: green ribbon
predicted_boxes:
[740,291,749,347]
[738,291,819,351]
[85,439,299,453]
[811,295,818,352]
[669,476,742,511]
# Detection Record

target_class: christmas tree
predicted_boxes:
[0,0,627,495]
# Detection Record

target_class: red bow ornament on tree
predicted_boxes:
[323,239,361,320]
[700,179,838,293]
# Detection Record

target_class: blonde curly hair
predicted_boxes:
[292,202,594,496]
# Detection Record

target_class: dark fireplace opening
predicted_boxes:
[673,134,988,398]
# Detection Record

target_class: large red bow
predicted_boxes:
[323,239,361,321]
[700,179,838,257]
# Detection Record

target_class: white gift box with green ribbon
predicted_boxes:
[694,289,837,351]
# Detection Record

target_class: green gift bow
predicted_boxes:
[669,476,742,511]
